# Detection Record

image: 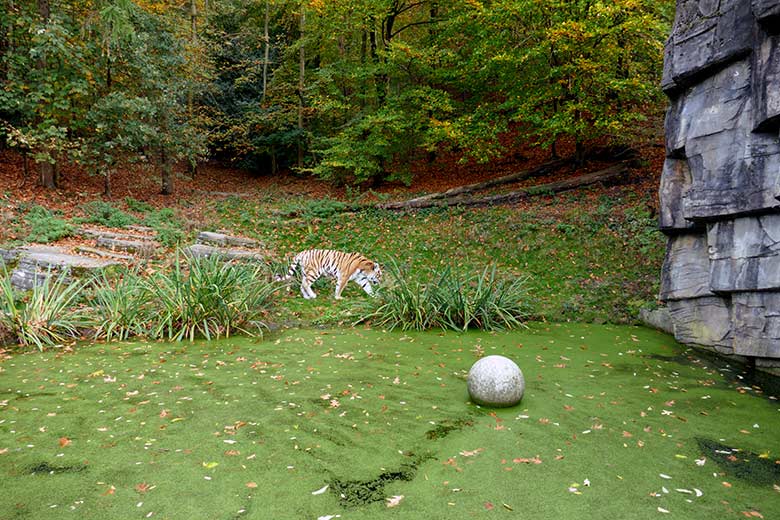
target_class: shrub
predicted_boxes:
[355,261,441,331]
[124,197,154,213]
[436,265,530,331]
[143,208,185,248]
[357,262,529,332]
[142,253,279,341]
[79,201,137,228]
[24,205,73,243]
[0,270,92,350]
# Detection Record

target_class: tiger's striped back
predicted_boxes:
[278,249,381,300]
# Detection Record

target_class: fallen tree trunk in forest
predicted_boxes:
[378,157,571,210]
[378,163,628,211]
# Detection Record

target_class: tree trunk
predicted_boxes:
[262,0,270,102]
[36,0,56,189]
[103,167,111,198]
[188,0,198,178]
[379,158,571,209]
[161,147,174,195]
[297,5,305,169]
[379,163,627,211]
[574,137,585,167]
[39,162,55,189]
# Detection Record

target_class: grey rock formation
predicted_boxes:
[2,246,119,290]
[659,0,780,372]
[196,231,260,249]
[183,243,265,263]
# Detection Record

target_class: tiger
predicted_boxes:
[276,249,382,300]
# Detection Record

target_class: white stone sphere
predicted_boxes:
[467,355,525,407]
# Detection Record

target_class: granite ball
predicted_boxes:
[467,355,525,407]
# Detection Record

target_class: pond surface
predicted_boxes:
[0,324,778,519]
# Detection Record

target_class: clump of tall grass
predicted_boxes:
[142,253,279,341]
[357,262,530,331]
[90,268,148,342]
[0,269,92,350]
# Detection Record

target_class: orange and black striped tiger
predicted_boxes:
[276,249,382,299]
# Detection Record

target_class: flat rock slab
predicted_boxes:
[96,236,158,256]
[196,231,259,249]
[77,227,149,239]
[184,244,265,263]
[8,246,120,290]
[76,246,136,262]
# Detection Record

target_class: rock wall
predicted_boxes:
[659,0,780,372]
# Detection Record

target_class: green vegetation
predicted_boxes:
[23,205,74,243]
[0,270,90,349]
[1,0,672,187]
[358,262,529,331]
[0,325,778,519]
[0,255,280,347]
[78,201,138,228]
[215,188,665,326]
[142,254,277,341]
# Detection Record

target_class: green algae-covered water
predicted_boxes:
[1,324,778,519]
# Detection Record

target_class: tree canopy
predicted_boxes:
[0,0,673,190]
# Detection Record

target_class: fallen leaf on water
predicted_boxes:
[513,456,542,464]
[58,437,71,448]
[386,495,404,508]
[484,502,494,511]
[135,483,152,493]
[722,482,732,488]
[459,448,484,457]
[246,482,258,488]
[311,485,329,496]
[658,507,670,513]
[202,462,219,469]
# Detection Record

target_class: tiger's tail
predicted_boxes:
[275,254,301,282]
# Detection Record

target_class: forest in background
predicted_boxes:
[0,0,674,195]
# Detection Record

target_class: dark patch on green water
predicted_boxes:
[647,347,780,400]
[425,418,474,440]
[329,452,433,507]
[697,438,780,486]
[27,462,88,475]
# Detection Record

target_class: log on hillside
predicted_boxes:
[379,163,628,210]
[379,158,571,210]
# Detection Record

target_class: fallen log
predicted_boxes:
[379,163,628,210]
[378,157,571,210]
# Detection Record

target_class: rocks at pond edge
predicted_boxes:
[1,246,120,290]
[658,0,780,369]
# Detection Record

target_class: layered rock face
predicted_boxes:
[659,0,780,371]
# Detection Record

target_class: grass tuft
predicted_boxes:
[357,262,529,331]
[142,252,279,341]
[0,269,91,350]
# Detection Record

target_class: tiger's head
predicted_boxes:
[361,260,382,285]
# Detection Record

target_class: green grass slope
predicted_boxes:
[1,325,777,519]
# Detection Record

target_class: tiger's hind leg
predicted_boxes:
[301,269,318,299]
[334,275,346,300]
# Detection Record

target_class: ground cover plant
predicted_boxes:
[214,186,665,327]
[356,262,530,331]
[0,324,778,519]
